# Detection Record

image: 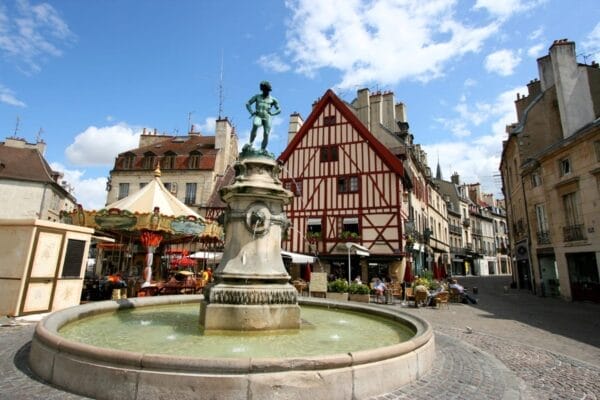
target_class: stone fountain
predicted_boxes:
[200,151,300,331]
[27,86,435,399]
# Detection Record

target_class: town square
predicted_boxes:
[1,1,599,399]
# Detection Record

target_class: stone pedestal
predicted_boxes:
[199,154,301,331]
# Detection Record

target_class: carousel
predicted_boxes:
[61,167,222,297]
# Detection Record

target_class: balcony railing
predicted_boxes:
[450,246,464,255]
[462,218,471,227]
[563,224,586,242]
[449,224,462,235]
[536,230,551,245]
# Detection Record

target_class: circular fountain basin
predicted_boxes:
[29,295,435,400]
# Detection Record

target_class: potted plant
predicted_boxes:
[326,278,349,301]
[348,282,371,303]
[306,231,322,241]
[340,231,360,240]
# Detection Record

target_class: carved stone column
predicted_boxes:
[199,154,300,331]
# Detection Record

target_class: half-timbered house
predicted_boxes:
[278,89,407,283]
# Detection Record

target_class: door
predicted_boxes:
[567,252,599,303]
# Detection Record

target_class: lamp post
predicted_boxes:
[345,242,370,283]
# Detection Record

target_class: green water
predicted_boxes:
[58,304,414,358]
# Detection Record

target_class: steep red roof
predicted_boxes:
[114,135,217,171]
[278,89,404,176]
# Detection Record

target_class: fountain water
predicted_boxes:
[28,152,435,399]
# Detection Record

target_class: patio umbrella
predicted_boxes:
[432,262,440,280]
[170,256,197,269]
[403,260,414,283]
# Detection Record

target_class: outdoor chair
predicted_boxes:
[414,290,428,308]
[404,287,414,303]
[434,291,449,309]
[449,287,462,303]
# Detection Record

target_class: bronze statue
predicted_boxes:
[246,81,280,151]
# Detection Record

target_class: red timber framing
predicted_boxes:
[278,89,405,258]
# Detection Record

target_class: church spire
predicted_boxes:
[436,153,442,180]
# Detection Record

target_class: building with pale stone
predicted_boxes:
[0,137,77,221]
[106,119,238,219]
[500,39,600,302]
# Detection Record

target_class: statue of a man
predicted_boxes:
[246,81,281,151]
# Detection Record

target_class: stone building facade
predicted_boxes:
[500,39,600,302]
[0,137,77,221]
[106,119,238,219]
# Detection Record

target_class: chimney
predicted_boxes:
[395,102,407,123]
[381,91,395,132]
[548,38,595,138]
[215,118,233,175]
[451,172,460,185]
[287,112,304,144]
[356,88,370,129]
[527,79,541,97]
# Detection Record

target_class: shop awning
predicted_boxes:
[189,251,223,260]
[281,251,316,264]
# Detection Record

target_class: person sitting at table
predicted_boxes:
[448,279,478,304]
[426,280,447,306]
[373,278,387,303]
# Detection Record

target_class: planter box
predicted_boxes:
[326,292,348,301]
[349,293,370,303]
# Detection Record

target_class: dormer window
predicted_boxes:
[188,150,202,169]
[122,153,135,169]
[161,151,177,170]
[143,152,157,170]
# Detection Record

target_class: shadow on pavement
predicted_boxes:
[457,275,600,350]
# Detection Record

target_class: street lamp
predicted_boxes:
[345,242,370,283]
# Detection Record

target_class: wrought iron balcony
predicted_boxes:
[462,218,471,227]
[563,224,586,242]
[536,230,551,245]
[449,224,462,235]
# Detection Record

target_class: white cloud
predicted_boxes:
[484,49,521,76]
[49,162,107,210]
[0,84,26,107]
[195,117,216,134]
[257,53,291,73]
[427,86,524,197]
[528,27,544,40]
[284,0,500,89]
[65,123,141,167]
[581,22,600,54]
[473,0,546,19]
[527,43,544,58]
[0,0,75,74]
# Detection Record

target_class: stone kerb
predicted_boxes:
[29,296,435,400]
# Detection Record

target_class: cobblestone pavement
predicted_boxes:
[1,276,599,399]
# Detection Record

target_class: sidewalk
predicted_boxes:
[1,276,598,399]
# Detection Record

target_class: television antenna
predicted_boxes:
[13,116,20,137]
[218,50,224,119]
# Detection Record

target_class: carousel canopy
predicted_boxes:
[107,167,201,220]
[61,167,223,241]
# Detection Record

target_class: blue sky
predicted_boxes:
[1,0,599,210]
